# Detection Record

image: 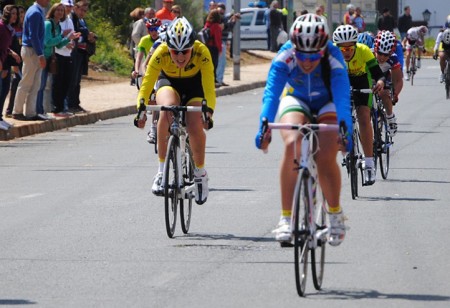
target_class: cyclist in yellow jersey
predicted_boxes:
[333,25,385,185]
[136,17,215,205]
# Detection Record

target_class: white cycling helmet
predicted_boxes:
[419,25,428,34]
[346,4,355,11]
[166,17,196,51]
[374,30,396,54]
[443,28,450,45]
[290,13,329,53]
[333,24,358,44]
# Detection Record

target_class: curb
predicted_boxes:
[0,81,266,141]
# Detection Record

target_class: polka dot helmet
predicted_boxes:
[374,30,396,54]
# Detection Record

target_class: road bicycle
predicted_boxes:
[142,103,208,238]
[444,58,450,99]
[263,119,342,297]
[409,44,418,86]
[343,88,372,199]
[371,91,393,179]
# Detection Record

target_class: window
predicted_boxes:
[255,10,266,26]
[240,12,254,26]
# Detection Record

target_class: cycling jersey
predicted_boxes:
[340,43,384,107]
[405,27,425,48]
[260,40,352,140]
[378,53,401,74]
[136,35,157,58]
[137,40,216,112]
[434,30,450,52]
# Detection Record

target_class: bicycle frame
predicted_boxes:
[147,105,201,198]
[269,123,338,246]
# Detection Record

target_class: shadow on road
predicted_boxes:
[309,288,450,303]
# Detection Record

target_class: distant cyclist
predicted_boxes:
[402,25,427,81]
[255,14,353,247]
[333,24,385,185]
[433,27,450,83]
[135,17,215,205]
[373,30,403,136]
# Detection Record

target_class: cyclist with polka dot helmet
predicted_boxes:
[373,30,403,134]
[256,14,352,247]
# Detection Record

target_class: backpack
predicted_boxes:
[198,27,211,44]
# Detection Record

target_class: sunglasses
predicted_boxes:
[339,45,355,52]
[169,48,192,56]
[148,27,159,32]
[294,50,323,62]
[377,51,390,57]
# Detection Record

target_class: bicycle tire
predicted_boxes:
[410,54,416,86]
[445,62,450,99]
[164,135,178,238]
[311,182,326,290]
[350,129,359,199]
[180,142,194,234]
[293,171,310,297]
[371,107,379,172]
[379,112,390,179]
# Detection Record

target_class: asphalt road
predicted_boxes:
[1,59,450,307]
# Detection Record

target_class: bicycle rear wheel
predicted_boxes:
[180,142,194,234]
[379,112,390,179]
[164,135,178,238]
[311,181,326,290]
[293,171,310,297]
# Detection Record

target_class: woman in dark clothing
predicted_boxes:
[204,9,222,87]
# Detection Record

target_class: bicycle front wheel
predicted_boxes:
[445,63,450,99]
[410,57,416,86]
[350,130,359,199]
[164,135,179,238]
[180,142,194,234]
[293,171,310,297]
[311,182,326,290]
[379,112,390,179]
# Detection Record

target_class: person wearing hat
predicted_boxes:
[343,4,355,26]
[155,0,175,25]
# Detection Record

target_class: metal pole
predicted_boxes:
[233,0,241,80]
[327,0,333,32]
[287,0,293,30]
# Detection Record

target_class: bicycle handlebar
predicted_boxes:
[268,123,339,131]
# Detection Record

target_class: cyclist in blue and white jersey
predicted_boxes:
[255,14,352,247]
[373,30,403,136]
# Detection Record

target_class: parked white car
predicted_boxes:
[228,7,268,41]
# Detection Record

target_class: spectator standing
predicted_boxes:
[378,7,395,32]
[353,7,365,33]
[0,4,20,130]
[398,6,412,41]
[170,4,182,18]
[128,7,144,60]
[263,5,270,50]
[155,0,175,25]
[204,9,222,87]
[131,7,155,50]
[343,4,355,26]
[12,0,50,121]
[52,0,79,117]
[269,0,282,52]
[67,1,96,114]
[216,3,238,87]
[5,4,24,118]
[36,2,77,120]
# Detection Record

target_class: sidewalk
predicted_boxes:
[0,50,274,141]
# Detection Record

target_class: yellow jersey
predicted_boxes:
[137,40,216,112]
